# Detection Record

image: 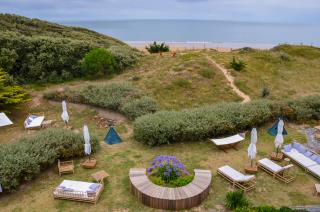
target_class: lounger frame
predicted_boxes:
[257,161,295,184]
[53,183,104,204]
[217,169,255,192]
[282,150,320,180]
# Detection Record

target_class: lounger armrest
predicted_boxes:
[282,164,294,170]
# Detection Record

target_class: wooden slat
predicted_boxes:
[129,169,212,210]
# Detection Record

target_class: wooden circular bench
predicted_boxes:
[129,168,212,210]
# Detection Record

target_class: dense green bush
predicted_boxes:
[44,83,158,120]
[121,96,159,120]
[0,129,99,192]
[226,191,250,210]
[133,96,320,145]
[230,56,246,71]
[81,48,118,77]
[0,14,141,83]
[146,41,170,53]
[234,206,306,212]
[108,45,143,70]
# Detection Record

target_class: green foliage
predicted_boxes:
[146,41,170,53]
[225,191,250,210]
[121,96,159,120]
[199,69,215,79]
[0,14,140,83]
[0,69,29,108]
[172,78,192,88]
[261,87,270,98]
[44,83,158,120]
[81,48,118,77]
[272,44,320,60]
[230,56,246,71]
[108,45,142,70]
[170,175,194,187]
[0,129,100,192]
[133,96,320,145]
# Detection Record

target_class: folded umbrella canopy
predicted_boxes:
[247,128,257,167]
[61,101,69,124]
[83,125,91,157]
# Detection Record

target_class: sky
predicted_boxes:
[0,0,320,24]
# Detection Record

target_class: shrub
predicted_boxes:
[147,156,192,187]
[199,69,215,79]
[44,83,158,120]
[81,48,118,77]
[108,45,142,70]
[230,56,246,71]
[133,96,320,145]
[172,78,192,88]
[279,53,291,62]
[170,175,194,187]
[146,41,170,53]
[121,96,158,120]
[261,87,270,98]
[0,69,29,109]
[0,129,99,192]
[225,191,250,210]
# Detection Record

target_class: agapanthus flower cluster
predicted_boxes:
[147,155,189,183]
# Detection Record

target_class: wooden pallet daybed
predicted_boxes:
[129,168,212,211]
[53,180,104,204]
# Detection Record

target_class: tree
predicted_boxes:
[0,69,29,108]
[81,48,118,77]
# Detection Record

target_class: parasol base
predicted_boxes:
[270,152,283,161]
[81,159,97,169]
[244,165,258,174]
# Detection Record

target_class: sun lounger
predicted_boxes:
[24,114,45,129]
[211,134,244,152]
[217,165,255,192]
[53,180,104,204]
[258,158,295,183]
[282,142,320,179]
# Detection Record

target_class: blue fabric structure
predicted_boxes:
[104,127,121,145]
[268,119,288,137]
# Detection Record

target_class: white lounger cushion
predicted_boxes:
[25,115,45,128]
[307,165,320,177]
[218,165,254,182]
[284,148,317,167]
[258,158,293,173]
[58,180,99,193]
[211,134,244,146]
[258,158,283,172]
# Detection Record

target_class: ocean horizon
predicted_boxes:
[61,20,320,48]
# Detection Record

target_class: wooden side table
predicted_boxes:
[91,170,110,184]
[81,158,97,169]
[315,184,320,196]
[244,165,258,174]
[270,152,284,161]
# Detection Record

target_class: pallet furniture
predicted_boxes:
[282,142,320,179]
[270,152,284,161]
[91,170,110,184]
[129,168,212,211]
[58,160,74,176]
[217,165,255,192]
[315,184,320,196]
[81,159,97,169]
[53,180,103,204]
[210,134,244,152]
[257,158,295,184]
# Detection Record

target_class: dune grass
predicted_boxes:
[207,45,320,100]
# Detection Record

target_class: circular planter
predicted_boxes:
[129,168,212,211]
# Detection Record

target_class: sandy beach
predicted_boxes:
[127,41,276,52]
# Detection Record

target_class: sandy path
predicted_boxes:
[206,56,251,103]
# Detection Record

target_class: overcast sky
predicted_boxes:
[1,0,320,24]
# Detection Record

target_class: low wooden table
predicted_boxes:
[91,170,110,184]
[270,152,284,161]
[81,159,97,169]
[244,165,258,174]
[315,184,320,196]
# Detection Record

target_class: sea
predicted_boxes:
[61,20,320,48]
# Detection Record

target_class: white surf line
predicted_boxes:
[206,56,251,103]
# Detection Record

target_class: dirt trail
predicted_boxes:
[206,56,251,103]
